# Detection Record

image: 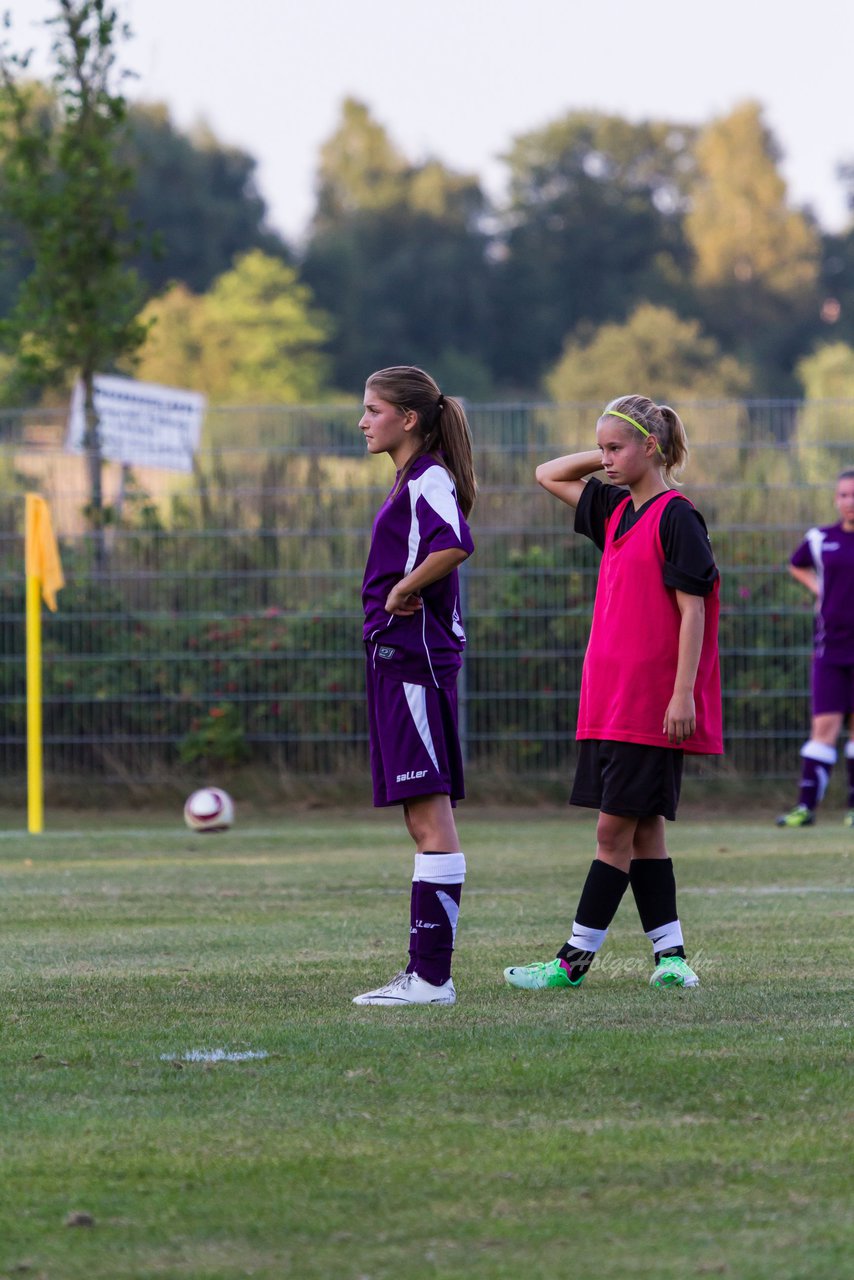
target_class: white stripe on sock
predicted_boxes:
[645,920,684,953]
[568,922,608,952]
[436,890,460,944]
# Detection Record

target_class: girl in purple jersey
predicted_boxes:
[352,366,476,1007]
[776,469,854,828]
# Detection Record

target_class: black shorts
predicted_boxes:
[571,739,684,821]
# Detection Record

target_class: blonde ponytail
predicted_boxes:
[656,404,689,483]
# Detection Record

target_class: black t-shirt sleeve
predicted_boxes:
[575,480,718,596]
[660,498,719,596]
[573,477,627,551]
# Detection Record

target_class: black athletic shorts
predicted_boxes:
[571,739,684,821]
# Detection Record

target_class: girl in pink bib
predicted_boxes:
[504,394,722,992]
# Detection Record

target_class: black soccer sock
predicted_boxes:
[556,943,596,983]
[629,857,686,962]
[574,859,631,927]
[557,860,630,981]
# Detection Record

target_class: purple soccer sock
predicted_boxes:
[411,851,466,987]
[413,879,462,986]
[797,742,836,811]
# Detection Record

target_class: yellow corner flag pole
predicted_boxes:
[25,494,65,834]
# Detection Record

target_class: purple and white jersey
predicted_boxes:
[363,454,474,688]
[791,522,854,662]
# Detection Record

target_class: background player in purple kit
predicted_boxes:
[776,469,854,828]
[352,366,476,1006]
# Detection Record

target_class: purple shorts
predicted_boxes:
[365,659,465,808]
[812,656,854,717]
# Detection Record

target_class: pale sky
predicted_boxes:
[10,0,854,245]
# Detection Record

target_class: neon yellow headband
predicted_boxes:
[605,409,665,459]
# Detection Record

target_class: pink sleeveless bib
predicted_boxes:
[576,490,723,755]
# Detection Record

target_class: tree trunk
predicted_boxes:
[82,370,106,571]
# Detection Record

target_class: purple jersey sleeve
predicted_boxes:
[790,534,817,569]
[412,465,474,558]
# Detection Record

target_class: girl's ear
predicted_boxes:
[402,409,419,432]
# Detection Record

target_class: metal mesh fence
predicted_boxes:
[0,399,852,787]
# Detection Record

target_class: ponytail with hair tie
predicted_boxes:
[603,393,689,486]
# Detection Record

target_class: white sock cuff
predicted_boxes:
[568,922,608,953]
[416,852,466,884]
[804,737,839,762]
[846,741,854,760]
[645,920,684,952]
[801,740,837,765]
[412,855,420,883]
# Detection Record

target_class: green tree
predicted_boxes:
[818,161,854,349]
[120,102,291,295]
[126,281,212,389]
[492,111,698,389]
[0,79,56,346]
[818,226,854,348]
[546,303,751,405]
[0,89,290,319]
[133,251,331,404]
[312,97,408,228]
[302,99,494,394]
[685,101,821,393]
[545,304,753,490]
[797,341,854,400]
[795,341,854,482]
[0,0,148,557]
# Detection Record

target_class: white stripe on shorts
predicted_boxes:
[403,682,440,773]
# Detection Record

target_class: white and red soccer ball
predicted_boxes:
[183,787,234,832]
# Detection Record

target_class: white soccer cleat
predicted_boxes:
[352,971,456,1006]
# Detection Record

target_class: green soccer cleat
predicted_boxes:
[775,804,815,828]
[503,957,583,990]
[650,955,699,988]
[844,811,854,829]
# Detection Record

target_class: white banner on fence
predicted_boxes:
[66,375,206,473]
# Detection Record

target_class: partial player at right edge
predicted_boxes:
[776,469,854,829]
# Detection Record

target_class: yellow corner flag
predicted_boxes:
[25,493,65,611]
[25,494,64,833]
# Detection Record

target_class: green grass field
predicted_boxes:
[0,809,851,1280]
